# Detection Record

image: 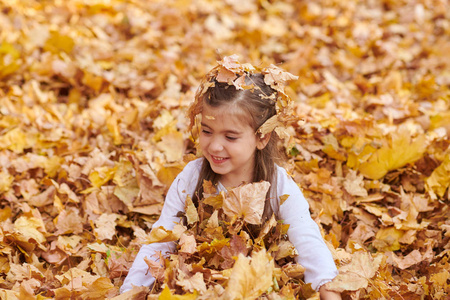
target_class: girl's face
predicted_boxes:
[199,104,269,188]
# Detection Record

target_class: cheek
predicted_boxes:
[198,136,208,149]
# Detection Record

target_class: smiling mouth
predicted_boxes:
[211,155,228,163]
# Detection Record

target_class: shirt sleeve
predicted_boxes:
[276,166,338,291]
[120,159,202,294]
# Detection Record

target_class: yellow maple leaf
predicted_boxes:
[426,154,450,199]
[14,216,46,246]
[0,170,14,194]
[106,116,123,145]
[357,129,427,180]
[156,131,185,163]
[43,31,75,54]
[197,238,229,255]
[222,181,270,225]
[223,249,274,300]
[146,225,186,244]
[88,166,117,189]
[158,286,197,300]
[0,42,21,79]
[273,240,298,260]
[373,227,403,251]
[157,164,185,187]
[202,193,224,210]
[185,196,199,225]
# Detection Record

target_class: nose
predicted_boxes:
[209,137,224,152]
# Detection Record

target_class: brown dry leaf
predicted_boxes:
[80,277,116,300]
[274,240,298,260]
[156,132,185,163]
[94,213,119,241]
[144,253,165,282]
[54,208,84,235]
[386,250,423,270]
[179,233,196,254]
[343,169,368,197]
[262,64,299,92]
[222,181,270,225]
[176,271,207,294]
[326,251,383,292]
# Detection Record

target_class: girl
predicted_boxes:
[121,56,341,299]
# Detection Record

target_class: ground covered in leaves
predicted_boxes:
[0,0,449,299]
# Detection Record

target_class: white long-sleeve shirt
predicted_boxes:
[120,158,338,293]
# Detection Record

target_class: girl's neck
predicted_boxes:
[218,174,253,189]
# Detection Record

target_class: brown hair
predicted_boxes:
[191,73,282,226]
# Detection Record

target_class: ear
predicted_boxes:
[256,132,271,150]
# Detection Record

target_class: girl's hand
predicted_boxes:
[319,285,342,300]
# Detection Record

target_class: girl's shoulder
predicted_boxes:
[177,157,203,179]
[274,164,302,194]
[184,157,203,171]
[274,164,291,180]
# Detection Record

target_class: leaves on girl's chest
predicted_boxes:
[146,181,304,298]
[184,196,199,225]
[222,181,270,225]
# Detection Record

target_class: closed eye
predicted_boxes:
[201,129,212,135]
[226,136,238,141]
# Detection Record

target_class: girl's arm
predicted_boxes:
[120,159,202,293]
[319,285,342,300]
[276,167,339,292]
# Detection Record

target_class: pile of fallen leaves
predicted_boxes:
[142,181,310,299]
[0,0,449,299]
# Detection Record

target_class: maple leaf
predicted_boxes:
[386,250,424,270]
[357,129,428,180]
[156,131,185,162]
[54,208,84,235]
[179,233,197,254]
[80,277,116,300]
[223,249,274,300]
[110,286,149,300]
[94,213,119,241]
[222,181,270,225]
[273,240,298,260]
[185,196,199,225]
[0,170,14,194]
[343,169,368,197]
[326,251,383,292]
[262,64,299,92]
[158,286,198,300]
[426,154,450,199]
[144,252,165,282]
[176,270,207,293]
[146,224,186,244]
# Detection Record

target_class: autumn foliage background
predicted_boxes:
[0,0,449,299]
